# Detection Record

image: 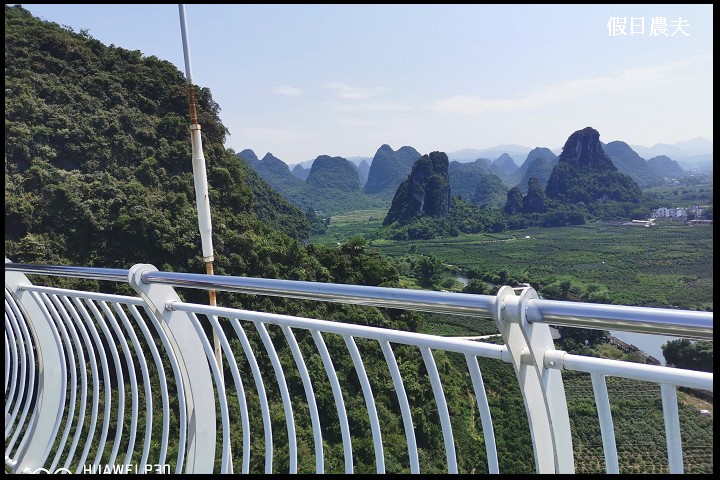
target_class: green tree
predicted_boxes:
[522,177,546,213]
[463,279,488,295]
[413,254,443,288]
[662,339,713,372]
[504,187,524,215]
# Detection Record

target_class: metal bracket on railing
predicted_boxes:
[128,263,216,474]
[544,349,567,370]
[493,286,574,474]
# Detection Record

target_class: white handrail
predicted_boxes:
[5,261,713,474]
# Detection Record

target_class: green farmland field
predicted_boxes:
[314,213,713,310]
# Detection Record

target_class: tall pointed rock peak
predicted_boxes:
[558,126,615,171]
[384,151,451,225]
[546,127,642,203]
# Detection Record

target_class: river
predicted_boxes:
[608,330,685,366]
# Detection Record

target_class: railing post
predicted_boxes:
[128,263,216,473]
[493,286,574,473]
[5,259,64,474]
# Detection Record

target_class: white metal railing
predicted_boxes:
[5,260,714,474]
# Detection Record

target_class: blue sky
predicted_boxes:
[20,4,713,165]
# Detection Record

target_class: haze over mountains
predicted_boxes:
[285,138,711,172]
[241,134,709,217]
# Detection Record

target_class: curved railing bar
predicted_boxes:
[254,321,297,473]
[61,296,100,473]
[280,326,324,473]
[29,290,68,467]
[343,335,384,473]
[420,347,457,473]
[112,302,152,471]
[71,297,113,469]
[188,313,231,473]
[660,384,683,474]
[99,300,139,467]
[83,298,125,467]
[206,314,252,474]
[590,373,618,474]
[4,328,9,396]
[312,330,353,473]
[379,341,419,473]
[5,292,36,456]
[126,304,163,471]
[4,313,20,431]
[41,293,79,473]
[138,304,187,472]
[464,354,499,474]
[227,317,274,473]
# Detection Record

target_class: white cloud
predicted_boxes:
[333,102,413,113]
[239,127,317,143]
[271,86,302,96]
[338,118,375,127]
[431,55,710,115]
[326,82,384,100]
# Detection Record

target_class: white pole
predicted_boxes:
[178,4,214,262]
[177,5,224,403]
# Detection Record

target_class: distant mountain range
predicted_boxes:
[241,135,710,217]
[628,139,712,171]
[446,145,541,165]
[286,138,711,174]
[238,150,387,216]
[383,126,647,233]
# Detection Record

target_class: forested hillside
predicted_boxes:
[5,5,318,272]
[238,150,387,215]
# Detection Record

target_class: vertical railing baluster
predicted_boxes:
[465,354,499,473]
[47,294,87,472]
[4,293,37,456]
[66,296,104,473]
[343,335,384,473]
[139,304,186,472]
[207,314,252,474]
[126,304,167,471]
[187,312,231,473]
[661,384,683,474]
[590,373,618,473]
[112,302,153,469]
[83,298,125,466]
[229,317,274,473]
[4,313,20,431]
[379,340,419,473]
[29,290,68,470]
[420,347,457,473]
[99,300,138,467]
[312,330,353,473]
[254,322,297,473]
[281,325,324,473]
